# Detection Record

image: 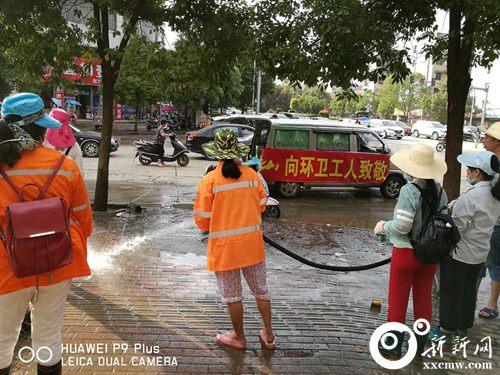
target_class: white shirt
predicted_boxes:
[452,181,500,264]
[44,141,85,179]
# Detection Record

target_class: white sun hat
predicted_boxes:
[480,121,500,140]
[390,143,448,179]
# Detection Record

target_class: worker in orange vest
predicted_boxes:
[194,129,275,350]
[0,93,92,375]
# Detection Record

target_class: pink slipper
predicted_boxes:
[259,329,276,350]
[216,331,246,350]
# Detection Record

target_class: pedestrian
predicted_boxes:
[155,119,168,167]
[0,93,92,375]
[477,122,500,319]
[46,108,85,178]
[373,143,448,359]
[429,151,500,340]
[193,129,275,350]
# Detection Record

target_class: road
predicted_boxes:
[82,134,484,211]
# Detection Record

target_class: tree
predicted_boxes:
[397,73,426,119]
[82,1,167,211]
[293,86,331,114]
[0,0,82,94]
[261,84,295,112]
[257,0,500,199]
[115,37,165,131]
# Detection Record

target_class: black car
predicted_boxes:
[186,124,254,156]
[70,124,119,157]
[463,126,479,142]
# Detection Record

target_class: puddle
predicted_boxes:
[162,252,206,266]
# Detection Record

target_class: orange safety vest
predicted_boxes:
[194,163,267,271]
[0,147,92,295]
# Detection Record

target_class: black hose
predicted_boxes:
[263,235,392,272]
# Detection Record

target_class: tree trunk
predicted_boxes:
[93,71,115,211]
[134,104,139,133]
[443,9,475,200]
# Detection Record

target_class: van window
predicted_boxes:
[273,129,310,150]
[358,132,384,153]
[316,132,350,151]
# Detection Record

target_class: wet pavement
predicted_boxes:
[10,182,499,375]
[10,136,498,374]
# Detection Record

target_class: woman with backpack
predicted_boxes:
[0,93,92,375]
[193,129,275,350]
[429,151,500,341]
[373,143,448,359]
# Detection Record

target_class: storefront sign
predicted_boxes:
[45,58,101,86]
[260,148,390,184]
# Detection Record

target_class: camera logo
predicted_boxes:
[18,346,53,364]
[369,319,430,370]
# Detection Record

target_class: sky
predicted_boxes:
[413,10,500,110]
[164,10,500,110]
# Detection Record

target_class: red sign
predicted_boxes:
[260,148,390,184]
[115,103,122,120]
[45,58,102,86]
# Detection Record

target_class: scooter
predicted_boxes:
[204,164,281,218]
[134,133,190,167]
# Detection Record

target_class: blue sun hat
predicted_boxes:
[242,156,262,170]
[457,151,497,177]
[1,93,61,128]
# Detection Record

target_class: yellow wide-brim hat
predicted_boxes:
[390,143,447,179]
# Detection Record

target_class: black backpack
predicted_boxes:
[409,183,461,264]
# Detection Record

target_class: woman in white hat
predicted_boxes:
[429,151,500,340]
[373,143,448,359]
[477,122,500,319]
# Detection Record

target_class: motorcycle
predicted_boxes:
[134,133,190,167]
[204,164,281,218]
[436,139,446,152]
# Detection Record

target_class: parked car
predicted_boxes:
[69,124,119,157]
[211,114,270,128]
[411,120,446,139]
[369,119,403,139]
[463,125,478,141]
[393,120,412,136]
[185,123,255,157]
[365,120,388,138]
[268,113,290,119]
[250,119,406,199]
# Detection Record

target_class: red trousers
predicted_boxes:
[388,247,437,324]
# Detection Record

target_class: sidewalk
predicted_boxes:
[11,189,499,374]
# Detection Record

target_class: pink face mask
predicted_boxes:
[46,108,77,149]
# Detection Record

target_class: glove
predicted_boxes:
[374,220,386,235]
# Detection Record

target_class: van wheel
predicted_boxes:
[412,130,419,138]
[432,132,439,140]
[277,182,300,198]
[380,175,406,199]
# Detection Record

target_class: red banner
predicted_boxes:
[260,148,390,184]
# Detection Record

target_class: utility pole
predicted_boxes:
[471,83,490,128]
[251,60,256,113]
[256,70,262,115]
[480,83,489,128]
[469,89,475,126]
